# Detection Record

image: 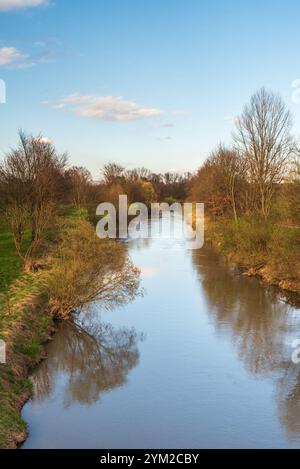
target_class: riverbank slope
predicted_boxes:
[0,277,54,448]
[205,217,300,296]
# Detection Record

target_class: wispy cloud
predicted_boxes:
[159,122,175,128]
[224,115,239,125]
[0,0,47,11]
[0,47,27,66]
[50,94,163,122]
[0,44,58,68]
[157,136,172,142]
[34,37,61,48]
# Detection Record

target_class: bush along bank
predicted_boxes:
[205,216,300,296]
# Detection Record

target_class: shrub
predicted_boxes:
[46,219,141,319]
[209,216,276,266]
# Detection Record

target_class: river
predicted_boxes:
[22,216,300,448]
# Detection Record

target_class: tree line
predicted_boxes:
[0,132,191,271]
[189,88,300,224]
[188,88,300,286]
[1,87,300,275]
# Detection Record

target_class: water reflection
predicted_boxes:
[277,364,300,436]
[127,236,152,251]
[31,315,143,407]
[23,217,300,448]
[192,245,300,438]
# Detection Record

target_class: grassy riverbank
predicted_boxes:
[0,211,73,448]
[0,276,53,448]
[0,207,140,448]
[205,217,300,295]
[0,224,24,294]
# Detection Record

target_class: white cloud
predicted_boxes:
[34,38,61,47]
[52,103,65,110]
[0,47,27,66]
[224,115,239,125]
[34,136,52,144]
[52,93,162,122]
[0,0,47,11]
[0,45,57,68]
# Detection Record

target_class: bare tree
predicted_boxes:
[234,88,295,217]
[282,157,300,224]
[125,167,151,181]
[65,166,92,208]
[210,144,245,222]
[0,131,67,270]
[188,145,245,219]
[102,163,124,185]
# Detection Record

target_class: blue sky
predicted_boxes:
[0,0,300,176]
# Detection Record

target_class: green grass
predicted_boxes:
[0,206,87,293]
[18,338,41,359]
[0,223,23,293]
[0,364,34,448]
[57,204,89,220]
[0,398,27,449]
[0,288,52,448]
[0,207,87,447]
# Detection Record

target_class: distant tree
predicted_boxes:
[104,182,125,209]
[151,171,191,202]
[102,163,125,185]
[99,163,191,204]
[125,167,151,182]
[209,145,245,222]
[65,166,92,208]
[189,159,228,217]
[189,145,245,219]
[126,179,157,206]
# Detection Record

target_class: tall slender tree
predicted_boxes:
[234,88,295,217]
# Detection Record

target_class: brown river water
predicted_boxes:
[22,217,300,448]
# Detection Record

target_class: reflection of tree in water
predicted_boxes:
[127,236,152,252]
[192,246,300,439]
[32,316,143,407]
[192,247,293,374]
[276,358,300,436]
